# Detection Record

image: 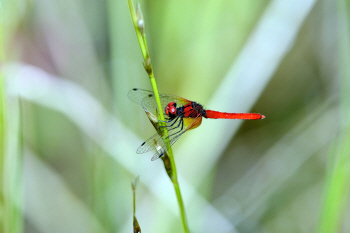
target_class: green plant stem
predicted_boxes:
[132,176,141,233]
[127,1,189,232]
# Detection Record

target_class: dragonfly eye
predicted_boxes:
[165,102,177,117]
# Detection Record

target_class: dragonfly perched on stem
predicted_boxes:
[128,88,265,161]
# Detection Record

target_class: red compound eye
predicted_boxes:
[165,102,177,117]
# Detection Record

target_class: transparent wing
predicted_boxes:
[128,88,154,105]
[128,88,191,118]
[129,88,203,161]
[138,113,202,161]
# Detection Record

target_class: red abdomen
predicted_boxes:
[204,110,265,120]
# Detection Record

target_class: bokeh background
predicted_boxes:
[2,0,350,233]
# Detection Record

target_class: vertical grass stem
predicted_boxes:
[127,1,189,232]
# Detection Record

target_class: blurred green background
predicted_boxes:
[1,0,350,233]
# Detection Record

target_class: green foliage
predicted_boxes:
[316,1,350,232]
[2,0,349,233]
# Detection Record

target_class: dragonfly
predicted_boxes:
[128,88,265,161]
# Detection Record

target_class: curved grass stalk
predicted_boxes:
[132,176,141,233]
[127,1,189,232]
[316,1,350,232]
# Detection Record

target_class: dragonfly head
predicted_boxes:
[165,102,177,118]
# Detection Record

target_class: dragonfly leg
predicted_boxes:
[166,119,184,138]
[158,119,172,123]
[166,113,199,138]
[167,117,183,132]
[159,116,180,128]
